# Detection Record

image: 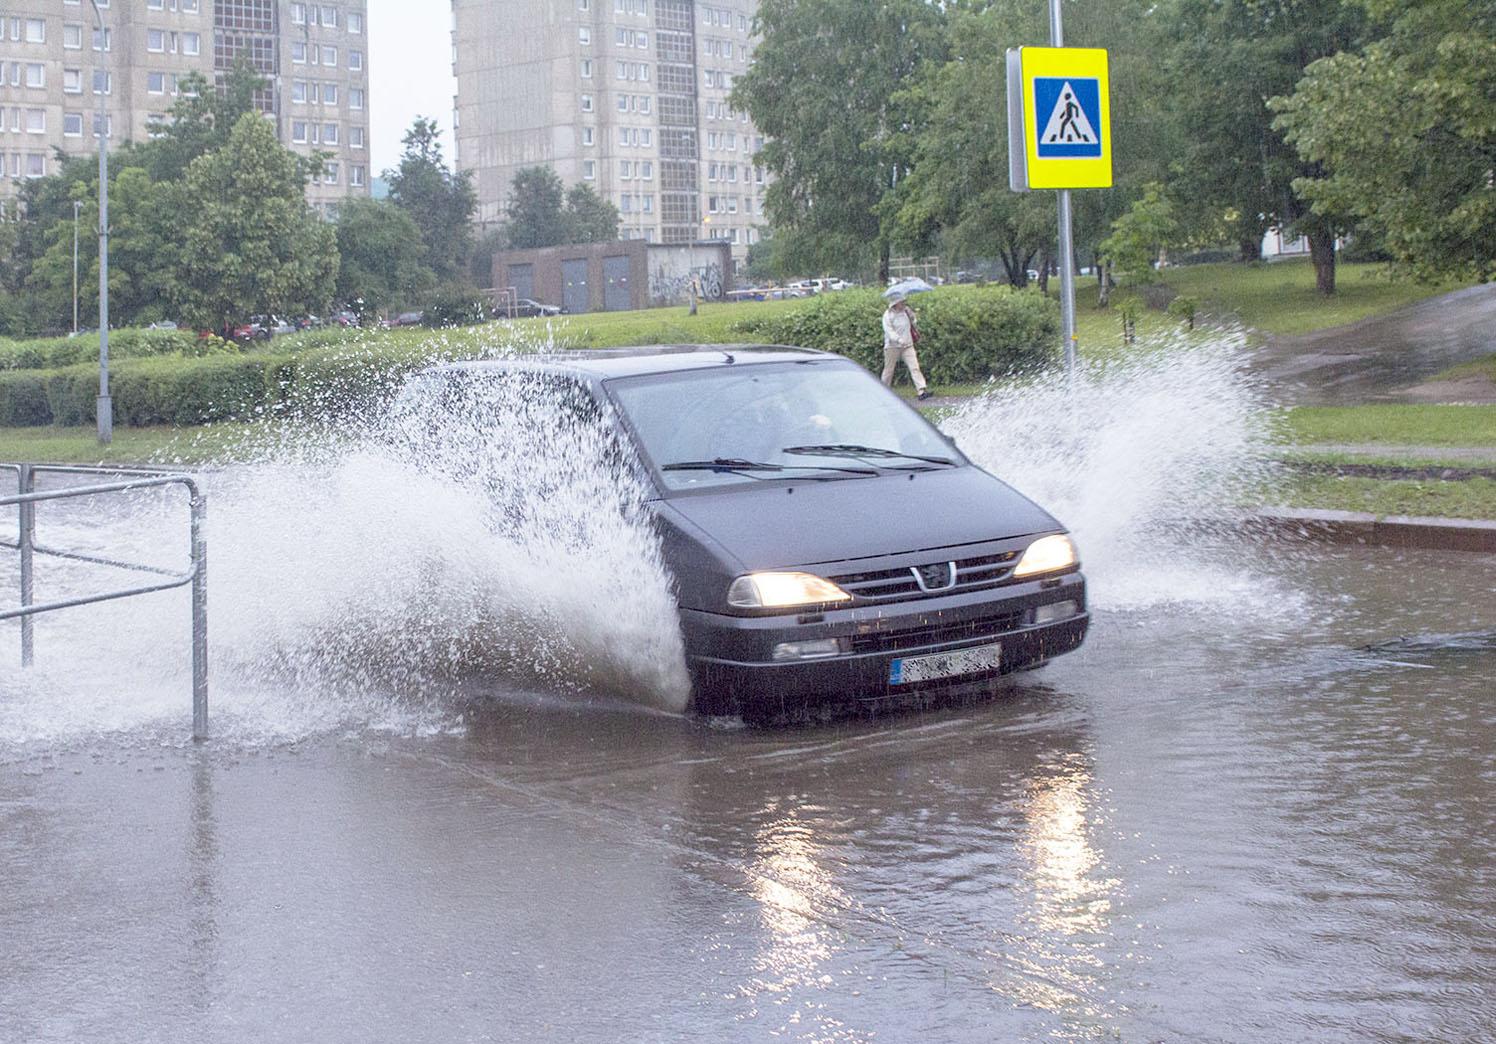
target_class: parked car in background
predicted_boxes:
[391,311,425,327]
[504,298,563,319]
[147,320,179,330]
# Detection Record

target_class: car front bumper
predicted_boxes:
[681,573,1088,719]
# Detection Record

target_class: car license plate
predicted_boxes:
[889,641,1001,686]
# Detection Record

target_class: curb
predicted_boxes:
[1242,508,1496,553]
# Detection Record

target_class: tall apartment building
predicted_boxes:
[0,0,371,215]
[452,0,766,272]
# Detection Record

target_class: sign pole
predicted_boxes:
[1049,0,1077,377]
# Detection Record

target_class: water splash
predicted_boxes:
[945,328,1300,616]
[1,336,689,749]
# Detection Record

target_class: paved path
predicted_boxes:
[1248,282,1496,406]
[1291,443,1496,463]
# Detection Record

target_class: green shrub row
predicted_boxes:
[0,286,1064,427]
[732,286,1060,384]
[0,328,240,371]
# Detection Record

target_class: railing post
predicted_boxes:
[190,483,208,741]
[18,464,34,667]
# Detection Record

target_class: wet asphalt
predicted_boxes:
[3,541,1494,1043]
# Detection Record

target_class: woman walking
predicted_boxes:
[881,294,931,400]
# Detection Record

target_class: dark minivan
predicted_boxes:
[407,346,1088,719]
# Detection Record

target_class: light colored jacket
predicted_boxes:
[882,305,915,350]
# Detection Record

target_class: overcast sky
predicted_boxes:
[368,0,456,176]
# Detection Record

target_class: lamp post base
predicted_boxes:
[97,395,112,445]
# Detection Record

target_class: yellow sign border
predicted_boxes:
[1020,47,1112,190]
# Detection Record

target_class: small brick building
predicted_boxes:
[491,240,733,314]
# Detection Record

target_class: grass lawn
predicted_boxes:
[1281,404,1496,447]
[1268,475,1496,520]
[1434,354,1496,383]
[0,423,266,468]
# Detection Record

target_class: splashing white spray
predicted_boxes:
[945,328,1296,614]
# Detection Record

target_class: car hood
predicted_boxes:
[656,465,1061,571]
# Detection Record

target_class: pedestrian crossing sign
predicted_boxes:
[1007,47,1112,190]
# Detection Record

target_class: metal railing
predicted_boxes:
[0,464,208,739]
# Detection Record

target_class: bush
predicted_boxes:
[0,372,52,427]
[733,286,1060,384]
[1167,295,1199,329]
[39,355,282,428]
[422,289,491,328]
[0,328,239,371]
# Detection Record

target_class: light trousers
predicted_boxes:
[881,343,927,391]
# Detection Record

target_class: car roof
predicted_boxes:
[426,344,833,380]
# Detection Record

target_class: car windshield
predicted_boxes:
[607,360,962,491]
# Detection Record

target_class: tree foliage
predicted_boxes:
[1272,0,1496,281]
[1099,183,1180,282]
[384,117,477,284]
[336,198,435,316]
[500,167,620,249]
[173,112,338,330]
[732,0,948,280]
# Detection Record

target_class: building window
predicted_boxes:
[292,41,306,63]
[149,29,166,52]
[350,164,366,187]
[26,153,45,178]
[349,87,364,109]
[582,160,596,179]
[321,82,337,104]
[348,12,363,33]
[324,161,339,184]
[350,125,364,148]
[24,109,45,133]
[93,70,112,94]
[63,68,83,93]
[579,27,590,45]
[292,80,307,103]
[640,160,652,180]
[148,71,167,93]
[25,64,45,89]
[64,24,83,49]
[580,59,592,79]
[25,19,45,44]
[291,120,307,143]
[322,123,338,144]
[322,45,337,66]
[183,0,200,11]
[93,27,111,51]
[64,112,84,136]
[321,6,339,28]
[291,2,306,23]
[582,126,594,146]
[182,32,199,56]
[349,49,362,71]
[580,94,593,112]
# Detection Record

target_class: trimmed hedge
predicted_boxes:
[0,328,240,371]
[732,286,1060,384]
[0,287,1063,428]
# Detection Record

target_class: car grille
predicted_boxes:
[848,609,1026,654]
[830,551,1021,603]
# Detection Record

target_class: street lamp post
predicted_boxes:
[90,0,112,444]
[72,201,81,335]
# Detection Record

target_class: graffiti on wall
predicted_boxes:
[649,262,724,306]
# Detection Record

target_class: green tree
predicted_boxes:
[384,117,476,283]
[1271,0,1496,281]
[564,183,620,244]
[137,61,275,181]
[1098,183,1180,282]
[26,166,179,328]
[732,0,948,281]
[172,112,338,330]
[502,166,569,249]
[335,197,436,317]
[1162,0,1364,293]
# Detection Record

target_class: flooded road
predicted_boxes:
[3,542,1493,1043]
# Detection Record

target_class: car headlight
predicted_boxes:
[727,571,853,609]
[1012,534,1078,579]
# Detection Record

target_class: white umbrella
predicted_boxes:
[883,277,935,300]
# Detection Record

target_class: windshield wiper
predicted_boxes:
[781,443,957,467]
[662,458,877,476]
